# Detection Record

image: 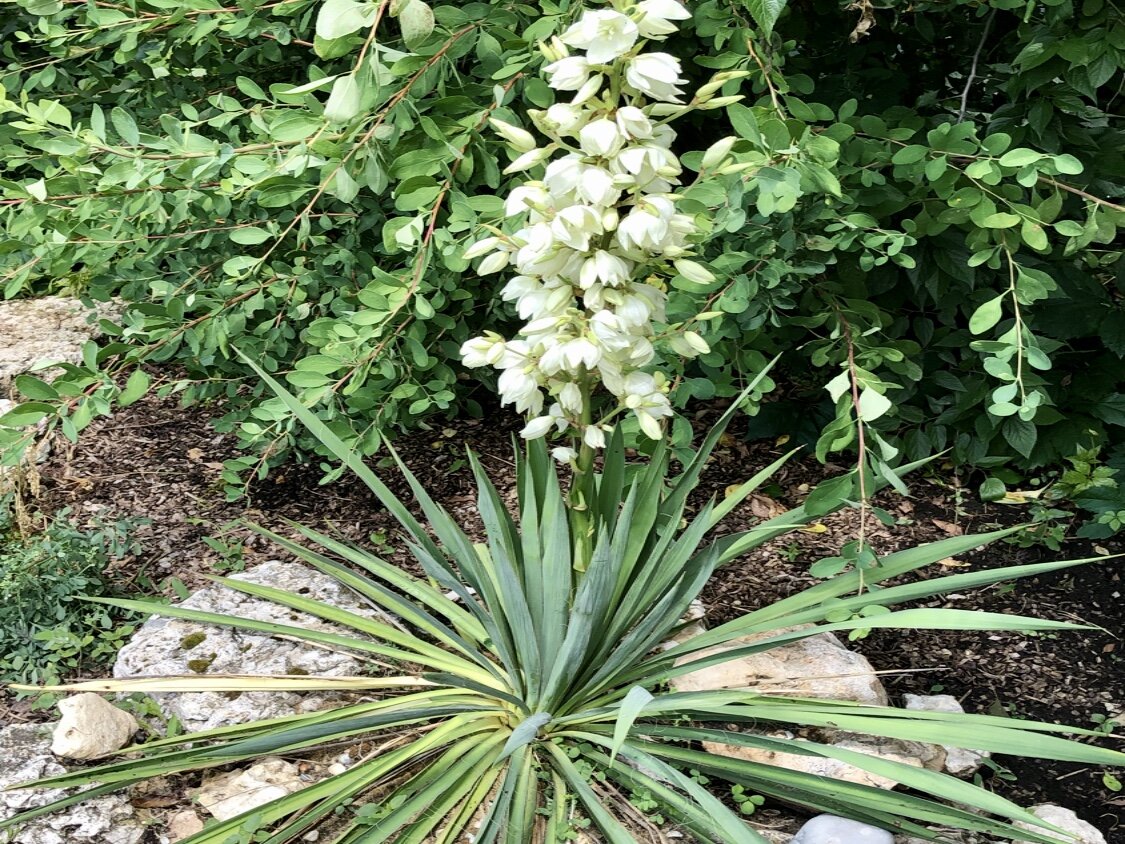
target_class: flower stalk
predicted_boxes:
[460,0,744,565]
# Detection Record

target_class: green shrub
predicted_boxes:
[0,511,144,688]
[0,0,1121,497]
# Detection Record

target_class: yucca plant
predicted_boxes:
[6,2,1122,841]
[3,361,1122,844]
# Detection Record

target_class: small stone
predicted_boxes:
[326,763,347,776]
[752,829,795,844]
[1014,804,1107,844]
[903,694,987,776]
[670,627,888,706]
[792,814,894,844]
[0,723,146,844]
[165,810,204,842]
[196,757,308,821]
[50,694,139,760]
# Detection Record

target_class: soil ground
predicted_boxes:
[6,389,1123,839]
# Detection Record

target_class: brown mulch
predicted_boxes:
[10,389,1125,837]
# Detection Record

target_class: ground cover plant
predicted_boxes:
[3,6,1123,841]
[1,0,1122,508]
[0,507,143,689]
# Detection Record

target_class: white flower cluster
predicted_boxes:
[460,0,740,458]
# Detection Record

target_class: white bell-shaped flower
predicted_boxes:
[538,103,589,136]
[615,106,654,140]
[625,53,687,102]
[521,407,567,439]
[498,365,544,415]
[579,250,632,289]
[571,73,605,105]
[544,56,592,91]
[459,334,506,368]
[561,10,639,64]
[551,205,603,251]
[576,164,620,207]
[503,146,552,174]
[635,0,692,40]
[616,197,675,252]
[558,381,585,415]
[583,425,607,448]
[579,118,625,157]
[463,236,500,260]
[505,183,551,219]
[551,446,579,463]
[622,371,673,439]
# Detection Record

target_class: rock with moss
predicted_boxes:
[113,560,382,732]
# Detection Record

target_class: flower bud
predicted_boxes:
[684,330,710,354]
[538,37,568,62]
[716,161,759,175]
[572,74,604,105]
[674,259,716,285]
[601,207,619,231]
[489,118,537,153]
[700,94,745,109]
[462,236,499,260]
[503,146,552,174]
[478,251,511,275]
[696,70,752,99]
[701,136,737,169]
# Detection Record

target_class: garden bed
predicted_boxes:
[5,388,1122,837]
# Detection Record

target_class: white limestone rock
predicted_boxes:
[195,757,308,821]
[792,814,894,844]
[903,693,988,776]
[113,560,379,732]
[670,626,888,706]
[1014,804,1107,844]
[0,723,145,844]
[702,734,927,791]
[50,693,139,760]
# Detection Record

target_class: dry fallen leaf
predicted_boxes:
[186,447,204,461]
[931,519,962,536]
[996,488,1045,505]
[748,494,787,520]
[938,557,970,569]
